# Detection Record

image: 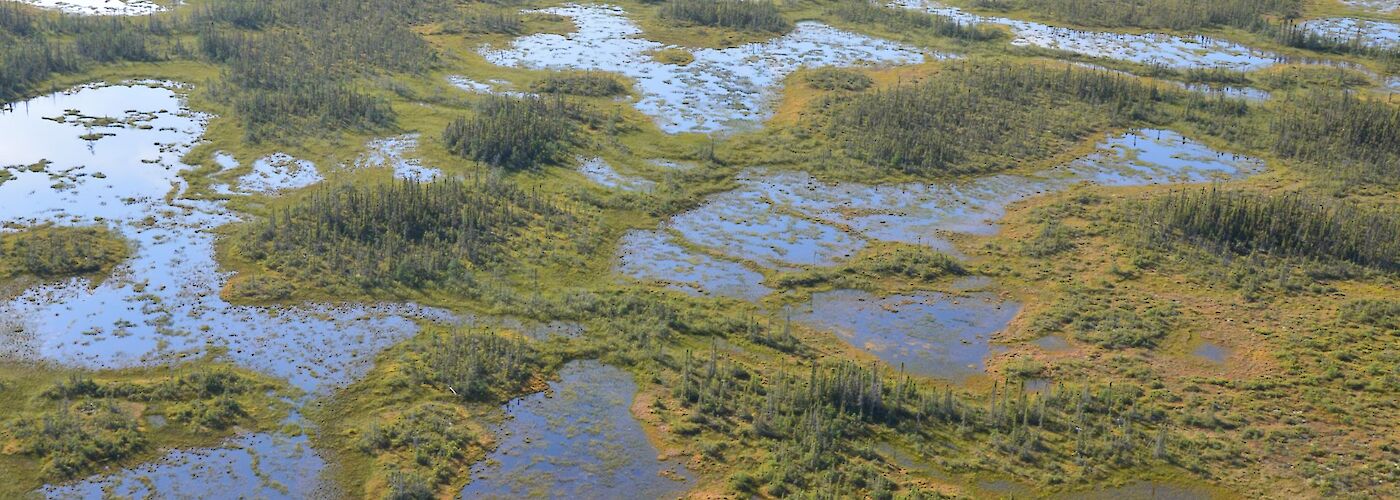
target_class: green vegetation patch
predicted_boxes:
[237,178,582,293]
[443,95,581,171]
[1268,92,1400,188]
[1138,188,1400,272]
[1031,286,1179,349]
[0,225,128,281]
[801,67,874,92]
[1,364,288,487]
[773,245,967,291]
[658,0,792,33]
[823,62,1168,175]
[530,71,629,97]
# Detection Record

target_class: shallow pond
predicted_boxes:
[614,230,771,301]
[236,153,322,195]
[459,360,692,499]
[352,134,444,182]
[795,289,1021,382]
[622,129,1261,286]
[893,0,1278,70]
[578,157,655,192]
[15,0,162,15]
[481,4,932,133]
[0,82,451,394]
[1299,17,1400,50]
[44,432,326,499]
[1193,341,1230,364]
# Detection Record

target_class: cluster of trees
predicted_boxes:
[972,0,1300,31]
[824,62,1169,175]
[401,328,543,402]
[0,225,127,280]
[443,95,581,170]
[658,0,791,33]
[194,0,446,141]
[1139,188,1400,272]
[1268,91,1400,186]
[9,400,146,479]
[669,340,1181,496]
[0,2,175,102]
[826,0,1002,42]
[1268,22,1400,62]
[461,7,523,34]
[239,178,576,291]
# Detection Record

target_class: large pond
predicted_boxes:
[459,360,693,499]
[480,4,934,133]
[0,82,452,393]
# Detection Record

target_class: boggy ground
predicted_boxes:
[2,0,1398,498]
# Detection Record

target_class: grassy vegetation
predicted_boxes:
[801,67,874,91]
[530,71,629,97]
[0,225,127,281]
[0,362,290,496]
[657,0,792,33]
[237,178,590,295]
[772,244,967,292]
[821,61,1171,175]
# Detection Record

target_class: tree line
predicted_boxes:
[1138,187,1400,272]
